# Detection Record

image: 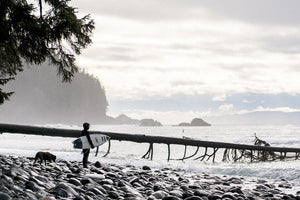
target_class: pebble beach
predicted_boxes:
[0,154,299,200]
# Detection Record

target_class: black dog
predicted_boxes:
[33,151,56,165]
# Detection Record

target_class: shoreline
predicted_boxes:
[0,154,299,200]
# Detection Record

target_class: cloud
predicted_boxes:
[259,31,300,54]
[242,99,255,104]
[218,104,234,112]
[72,0,210,22]
[199,0,300,26]
[212,94,227,102]
[254,106,300,113]
[73,1,300,104]
[72,0,300,26]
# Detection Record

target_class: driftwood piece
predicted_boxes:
[0,123,299,162]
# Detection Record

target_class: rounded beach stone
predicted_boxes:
[14,175,28,182]
[35,190,49,199]
[162,196,181,200]
[109,191,120,199]
[0,193,11,200]
[228,187,243,194]
[25,181,41,192]
[0,186,10,194]
[222,193,237,200]
[256,185,268,190]
[169,190,183,198]
[194,190,210,197]
[101,178,114,185]
[182,191,193,199]
[38,197,56,200]
[153,185,161,192]
[118,180,126,187]
[80,178,92,185]
[180,185,188,191]
[278,183,292,189]
[142,166,151,170]
[73,196,85,200]
[94,161,102,168]
[87,188,104,196]
[268,189,281,195]
[207,194,222,200]
[52,183,78,197]
[184,196,203,200]
[54,188,68,198]
[84,173,105,183]
[69,178,82,186]
[152,191,168,199]
[106,172,117,178]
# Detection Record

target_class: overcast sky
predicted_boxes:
[71,0,300,124]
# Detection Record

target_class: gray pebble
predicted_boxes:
[194,189,210,197]
[51,183,79,197]
[152,191,168,199]
[101,178,114,185]
[109,191,120,199]
[69,178,82,186]
[25,181,42,192]
[56,188,69,198]
[184,196,203,200]
[0,193,11,200]
[87,187,105,196]
[162,196,181,200]
[143,166,151,171]
[94,161,102,168]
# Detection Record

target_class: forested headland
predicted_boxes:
[0,64,109,125]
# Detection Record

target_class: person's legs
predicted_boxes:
[82,149,90,168]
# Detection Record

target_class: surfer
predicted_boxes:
[81,122,94,168]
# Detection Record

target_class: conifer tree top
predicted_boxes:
[0,0,95,104]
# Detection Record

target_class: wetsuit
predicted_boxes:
[81,129,94,168]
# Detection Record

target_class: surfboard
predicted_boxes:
[73,134,110,149]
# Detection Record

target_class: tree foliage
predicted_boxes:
[0,0,95,104]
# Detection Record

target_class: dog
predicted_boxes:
[33,151,56,165]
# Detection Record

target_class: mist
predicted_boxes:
[0,64,109,125]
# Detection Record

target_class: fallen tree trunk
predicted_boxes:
[1,123,299,153]
[0,123,299,162]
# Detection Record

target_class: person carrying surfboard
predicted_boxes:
[81,122,94,168]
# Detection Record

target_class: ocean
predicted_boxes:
[0,124,299,192]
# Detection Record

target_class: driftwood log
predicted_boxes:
[0,123,299,162]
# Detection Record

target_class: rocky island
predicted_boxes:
[140,119,162,126]
[113,114,140,125]
[177,118,211,126]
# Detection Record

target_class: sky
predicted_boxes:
[71,0,300,124]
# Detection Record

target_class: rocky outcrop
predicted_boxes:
[178,118,211,126]
[99,115,163,126]
[178,122,190,126]
[114,114,140,125]
[140,119,162,126]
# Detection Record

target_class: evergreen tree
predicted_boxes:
[0,0,95,104]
